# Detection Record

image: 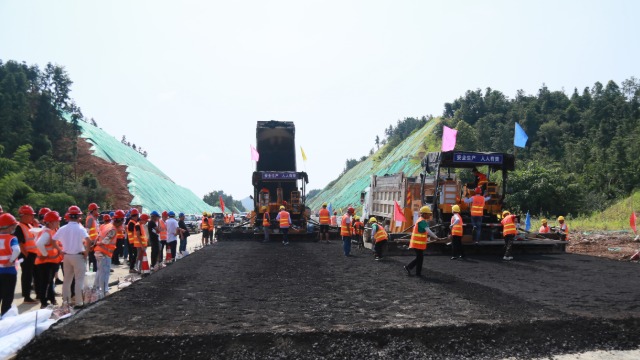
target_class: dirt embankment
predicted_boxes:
[567,232,640,261]
[76,138,132,209]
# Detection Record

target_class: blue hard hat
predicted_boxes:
[168,211,176,217]
[179,212,185,217]
[109,211,115,217]
[150,210,160,217]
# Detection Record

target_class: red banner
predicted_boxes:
[219,196,225,213]
[394,201,406,222]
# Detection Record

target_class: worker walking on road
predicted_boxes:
[318,203,331,243]
[276,206,292,245]
[261,207,271,242]
[14,205,39,304]
[369,217,388,260]
[464,187,491,243]
[501,211,518,261]
[341,207,355,256]
[404,206,440,277]
[450,205,465,260]
[556,216,569,241]
[0,213,21,315]
[54,205,90,309]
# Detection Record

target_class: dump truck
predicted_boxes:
[217,121,311,240]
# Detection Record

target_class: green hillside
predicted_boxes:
[571,191,640,231]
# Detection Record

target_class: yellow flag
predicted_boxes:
[300,146,308,161]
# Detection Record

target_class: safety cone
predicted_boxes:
[141,250,150,274]
[165,246,173,264]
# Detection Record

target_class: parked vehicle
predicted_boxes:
[184,214,201,233]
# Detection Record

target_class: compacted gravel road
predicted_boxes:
[17,240,640,359]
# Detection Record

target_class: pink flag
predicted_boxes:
[442,126,457,151]
[394,201,406,223]
[631,211,637,234]
[250,145,259,161]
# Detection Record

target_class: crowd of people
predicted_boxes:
[0,203,199,317]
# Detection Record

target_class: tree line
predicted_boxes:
[441,78,640,216]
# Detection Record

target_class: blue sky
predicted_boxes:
[1,0,638,200]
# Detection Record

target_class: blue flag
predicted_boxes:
[327,203,333,215]
[514,122,528,148]
[525,211,531,232]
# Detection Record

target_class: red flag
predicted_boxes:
[219,196,225,213]
[394,201,406,222]
[630,211,637,234]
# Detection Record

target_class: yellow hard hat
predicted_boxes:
[452,205,460,213]
[369,217,377,223]
[420,206,432,214]
[261,206,267,211]
[558,216,565,221]
[279,205,285,210]
[202,211,207,215]
[541,219,547,224]
[502,210,510,217]
[322,202,327,207]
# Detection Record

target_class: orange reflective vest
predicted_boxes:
[501,215,517,236]
[353,221,364,236]
[373,224,388,243]
[318,209,330,225]
[451,214,464,236]
[539,225,550,234]
[263,212,270,227]
[471,195,485,217]
[158,219,167,241]
[18,223,37,254]
[559,223,569,239]
[278,211,290,228]
[410,219,428,250]
[0,234,16,268]
[201,217,210,230]
[127,220,137,244]
[95,223,117,258]
[86,215,98,241]
[224,215,230,224]
[35,228,61,265]
[116,224,124,240]
[134,223,148,248]
[330,215,337,226]
[340,214,351,236]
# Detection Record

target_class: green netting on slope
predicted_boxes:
[69,117,216,214]
[307,119,438,213]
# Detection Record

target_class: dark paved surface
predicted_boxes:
[17,241,640,359]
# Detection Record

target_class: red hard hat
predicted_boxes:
[162,210,168,217]
[88,203,99,211]
[102,214,112,222]
[64,213,70,221]
[67,205,83,215]
[18,205,36,215]
[113,210,126,219]
[0,213,18,227]
[348,207,355,214]
[475,187,482,194]
[140,213,150,221]
[130,208,140,216]
[38,207,51,217]
[43,211,62,223]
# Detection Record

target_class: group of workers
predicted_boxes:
[0,202,193,316]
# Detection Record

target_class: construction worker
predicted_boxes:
[556,216,569,241]
[463,187,492,243]
[330,211,338,227]
[94,210,124,296]
[158,211,168,263]
[261,206,271,242]
[450,205,465,260]
[85,203,100,272]
[318,203,331,243]
[201,211,210,247]
[53,205,90,309]
[177,213,189,255]
[539,219,551,234]
[208,213,215,243]
[369,217,388,261]
[14,205,39,304]
[404,206,440,277]
[148,211,160,268]
[112,212,125,266]
[501,210,518,261]
[472,167,488,189]
[352,215,364,248]
[126,209,140,273]
[134,213,150,273]
[341,207,355,256]
[37,207,51,224]
[276,205,292,245]
[0,213,21,315]
[35,211,63,308]
[166,211,181,262]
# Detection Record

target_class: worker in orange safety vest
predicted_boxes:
[404,206,440,277]
[450,205,465,260]
[539,219,551,234]
[276,206,292,245]
[340,207,355,256]
[318,203,331,243]
[14,205,39,304]
[556,216,569,241]
[501,210,519,261]
[94,210,124,296]
[200,211,210,247]
[85,203,100,272]
[369,217,388,261]
[0,213,21,315]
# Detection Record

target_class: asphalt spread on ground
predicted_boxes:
[17,240,640,359]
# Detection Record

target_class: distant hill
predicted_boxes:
[241,196,254,212]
